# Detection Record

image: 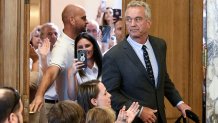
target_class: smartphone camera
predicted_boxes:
[80,53,85,61]
[77,50,87,68]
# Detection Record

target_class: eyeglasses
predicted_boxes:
[3,87,20,114]
[125,16,145,23]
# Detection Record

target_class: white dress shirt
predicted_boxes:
[76,62,99,84]
[127,36,158,86]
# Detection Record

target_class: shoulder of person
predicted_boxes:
[148,35,167,47]
[149,35,165,42]
[103,40,127,57]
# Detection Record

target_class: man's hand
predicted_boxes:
[38,38,50,57]
[177,103,191,118]
[139,107,157,123]
[29,95,44,113]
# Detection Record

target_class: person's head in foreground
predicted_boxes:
[86,107,116,123]
[77,80,111,113]
[0,87,23,123]
[47,100,85,123]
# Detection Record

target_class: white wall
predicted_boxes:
[51,0,122,30]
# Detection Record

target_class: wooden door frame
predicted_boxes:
[0,0,30,122]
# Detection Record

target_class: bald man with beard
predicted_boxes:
[30,4,88,113]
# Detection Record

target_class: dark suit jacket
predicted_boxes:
[102,35,182,123]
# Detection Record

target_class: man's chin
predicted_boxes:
[130,35,140,39]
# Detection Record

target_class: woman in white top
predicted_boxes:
[68,32,102,100]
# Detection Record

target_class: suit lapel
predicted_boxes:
[122,40,155,86]
[149,36,162,88]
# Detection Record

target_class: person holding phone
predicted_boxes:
[96,5,116,53]
[67,32,102,100]
[30,4,88,113]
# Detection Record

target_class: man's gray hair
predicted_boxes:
[40,23,60,39]
[87,20,100,32]
[126,1,151,20]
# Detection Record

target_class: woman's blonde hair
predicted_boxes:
[86,107,116,123]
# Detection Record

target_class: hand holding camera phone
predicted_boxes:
[77,50,87,68]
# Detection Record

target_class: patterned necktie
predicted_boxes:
[142,45,155,83]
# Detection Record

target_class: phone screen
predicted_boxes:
[101,0,107,12]
[77,50,87,68]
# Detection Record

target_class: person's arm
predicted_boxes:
[30,44,39,72]
[177,102,191,118]
[67,59,84,100]
[161,40,191,117]
[102,53,135,111]
[29,65,60,112]
[29,45,40,88]
[96,5,103,25]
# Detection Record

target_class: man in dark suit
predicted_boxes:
[102,1,191,123]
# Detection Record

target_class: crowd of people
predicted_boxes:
[0,1,192,123]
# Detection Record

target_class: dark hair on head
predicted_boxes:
[114,17,123,25]
[0,87,21,122]
[77,80,100,113]
[47,100,85,123]
[74,32,102,79]
[103,7,113,25]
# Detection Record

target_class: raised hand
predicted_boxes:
[116,106,127,123]
[126,102,140,123]
[38,38,51,73]
[38,38,50,57]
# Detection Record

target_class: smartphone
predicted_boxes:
[113,9,121,19]
[101,0,107,12]
[77,50,87,68]
[100,25,111,43]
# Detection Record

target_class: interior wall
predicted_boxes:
[30,0,40,32]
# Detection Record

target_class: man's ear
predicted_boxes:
[8,113,17,123]
[91,98,97,106]
[69,17,75,25]
[146,19,152,29]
